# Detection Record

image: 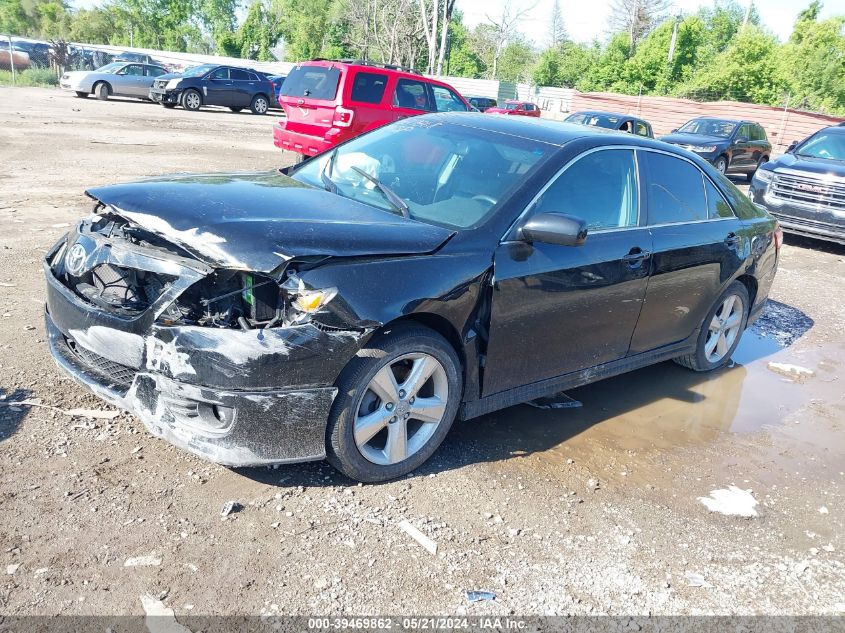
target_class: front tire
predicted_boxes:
[713,155,728,175]
[74,91,88,98]
[94,82,110,101]
[162,103,176,109]
[181,89,202,111]
[326,324,462,482]
[674,281,749,372]
[229,106,243,112]
[250,94,269,115]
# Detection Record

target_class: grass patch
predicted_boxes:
[0,68,59,87]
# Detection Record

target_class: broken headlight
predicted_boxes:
[160,270,337,329]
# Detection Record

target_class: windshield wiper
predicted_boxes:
[350,166,410,219]
[320,149,338,194]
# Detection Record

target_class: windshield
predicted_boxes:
[678,119,737,138]
[291,118,550,229]
[94,63,125,74]
[504,102,522,110]
[181,64,216,78]
[796,132,845,161]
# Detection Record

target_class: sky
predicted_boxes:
[460,0,845,46]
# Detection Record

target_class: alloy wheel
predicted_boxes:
[704,294,744,363]
[254,97,268,114]
[353,353,449,466]
[184,92,200,110]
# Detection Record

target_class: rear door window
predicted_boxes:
[350,71,388,104]
[431,85,467,112]
[393,79,433,111]
[635,121,649,136]
[281,66,341,100]
[230,69,251,81]
[705,178,735,219]
[641,151,708,224]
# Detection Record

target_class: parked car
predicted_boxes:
[467,96,497,111]
[749,124,845,245]
[566,110,653,137]
[44,113,780,482]
[149,64,275,114]
[60,62,169,100]
[0,47,30,71]
[660,118,771,179]
[10,39,51,67]
[115,51,163,66]
[484,100,541,117]
[273,59,471,158]
[265,73,286,109]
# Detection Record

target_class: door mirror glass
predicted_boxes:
[520,213,587,247]
[735,136,748,144]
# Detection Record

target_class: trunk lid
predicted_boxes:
[279,64,343,138]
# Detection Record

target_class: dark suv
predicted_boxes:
[750,124,845,245]
[660,118,771,179]
[150,64,275,114]
[467,96,497,111]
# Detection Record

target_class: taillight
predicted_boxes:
[774,223,783,251]
[332,106,354,128]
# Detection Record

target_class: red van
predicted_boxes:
[273,59,472,159]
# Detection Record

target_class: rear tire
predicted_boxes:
[674,281,749,372]
[326,324,462,483]
[181,89,202,111]
[74,91,88,98]
[250,94,269,115]
[94,82,110,101]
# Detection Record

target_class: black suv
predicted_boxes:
[750,124,845,245]
[150,64,275,115]
[660,118,772,179]
[467,96,497,111]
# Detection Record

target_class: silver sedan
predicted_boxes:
[60,62,168,101]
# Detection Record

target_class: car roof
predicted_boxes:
[427,112,671,149]
[686,117,759,125]
[572,110,638,120]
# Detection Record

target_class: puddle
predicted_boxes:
[450,314,844,476]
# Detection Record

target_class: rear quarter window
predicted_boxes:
[281,66,341,100]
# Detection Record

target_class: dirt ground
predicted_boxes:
[1,87,844,618]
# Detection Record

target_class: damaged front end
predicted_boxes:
[44,205,368,467]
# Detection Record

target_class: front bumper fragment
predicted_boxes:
[46,312,336,466]
[149,88,180,104]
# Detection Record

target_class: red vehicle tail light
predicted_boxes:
[774,223,783,251]
[332,106,354,128]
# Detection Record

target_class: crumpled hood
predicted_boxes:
[154,72,182,81]
[85,172,454,273]
[659,133,727,147]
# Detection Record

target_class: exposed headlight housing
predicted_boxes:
[166,79,181,90]
[282,275,337,322]
[689,144,718,153]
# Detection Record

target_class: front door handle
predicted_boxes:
[622,247,651,268]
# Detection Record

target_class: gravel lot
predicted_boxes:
[1,87,844,618]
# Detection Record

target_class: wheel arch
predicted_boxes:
[373,313,466,373]
[734,273,758,312]
[93,80,111,94]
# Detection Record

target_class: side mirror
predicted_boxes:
[520,213,587,247]
[734,136,748,144]
[671,128,678,133]
[787,141,798,153]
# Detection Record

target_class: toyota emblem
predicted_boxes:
[65,242,88,276]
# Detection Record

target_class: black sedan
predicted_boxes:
[43,114,781,482]
[750,124,845,245]
[149,63,275,114]
[566,110,653,137]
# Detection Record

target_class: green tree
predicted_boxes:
[495,37,535,83]
[445,17,484,77]
[579,33,629,91]
[532,41,595,87]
